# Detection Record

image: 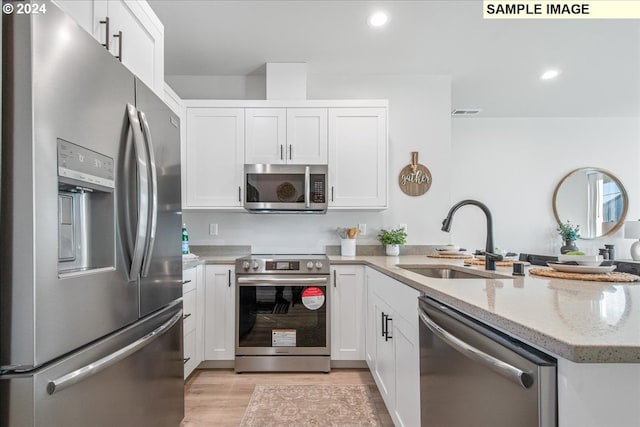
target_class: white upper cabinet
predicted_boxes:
[245,108,287,164]
[52,0,164,96]
[328,108,387,209]
[245,108,328,165]
[287,108,328,164]
[184,107,245,209]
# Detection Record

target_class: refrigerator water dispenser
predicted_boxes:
[57,139,115,274]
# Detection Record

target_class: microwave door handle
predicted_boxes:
[304,166,310,208]
[138,110,158,278]
[126,104,149,281]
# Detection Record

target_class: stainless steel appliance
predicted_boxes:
[1,3,183,426]
[244,164,328,213]
[235,255,330,372]
[418,296,557,427]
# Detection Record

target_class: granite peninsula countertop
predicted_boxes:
[330,255,640,364]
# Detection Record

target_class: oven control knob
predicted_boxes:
[306,261,314,270]
[242,261,250,270]
[251,261,259,270]
[315,261,323,269]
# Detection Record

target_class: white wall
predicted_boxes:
[450,117,640,257]
[182,74,454,253]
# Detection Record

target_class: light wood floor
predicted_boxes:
[182,368,394,427]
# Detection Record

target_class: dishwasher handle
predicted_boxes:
[418,307,533,389]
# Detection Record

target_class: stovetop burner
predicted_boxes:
[236,254,330,275]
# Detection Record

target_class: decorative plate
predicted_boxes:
[276,182,296,201]
[547,262,616,274]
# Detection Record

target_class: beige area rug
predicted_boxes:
[240,384,381,427]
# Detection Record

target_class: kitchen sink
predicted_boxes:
[397,266,511,280]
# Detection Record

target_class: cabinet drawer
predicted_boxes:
[183,328,197,379]
[183,289,196,333]
[183,267,197,293]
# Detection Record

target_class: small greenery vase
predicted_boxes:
[560,240,579,254]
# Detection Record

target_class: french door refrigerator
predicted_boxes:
[0,3,184,426]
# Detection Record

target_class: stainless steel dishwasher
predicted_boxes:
[418,296,557,427]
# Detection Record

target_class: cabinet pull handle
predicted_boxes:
[228,269,232,287]
[333,270,337,288]
[238,186,241,203]
[183,313,192,320]
[280,144,283,161]
[381,312,386,337]
[183,357,190,364]
[289,144,292,160]
[113,31,123,62]
[385,315,393,341]
[99,17,110,49]
[331,186,334,202]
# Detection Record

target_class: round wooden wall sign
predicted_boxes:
[399,152,432,196]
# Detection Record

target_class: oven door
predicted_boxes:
[236,275,330,356]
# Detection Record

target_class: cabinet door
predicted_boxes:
[185,108,244,208]
[328,108,387,208]
[393,316,420,427]
[330,266,365,361]
[287,108,328,164]
[245,108,286,164]
[365,272,376,369]
[374,297,395,409]
[204,265,235,360]
[52,0,107,40]
[106,0,164,95]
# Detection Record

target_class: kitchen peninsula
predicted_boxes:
[328,254,640,427]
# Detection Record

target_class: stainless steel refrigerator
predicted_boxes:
[1,3,184,426]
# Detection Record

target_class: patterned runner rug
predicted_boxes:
[240,384,381,427]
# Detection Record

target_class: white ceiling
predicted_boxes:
[148,0,640,117]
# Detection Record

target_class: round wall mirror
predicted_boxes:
[553,168,628,239]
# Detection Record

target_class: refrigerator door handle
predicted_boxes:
[126,104,150,281]
[47,310,182,395]
[138,110,158,278]
[418,307,533,389]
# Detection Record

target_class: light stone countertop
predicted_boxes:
[330,255,640,364]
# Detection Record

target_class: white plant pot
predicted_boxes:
[386,244,400,256]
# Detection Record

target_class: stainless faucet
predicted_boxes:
[441,199,503,271]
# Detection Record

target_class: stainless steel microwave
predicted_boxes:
[244,164,328,213]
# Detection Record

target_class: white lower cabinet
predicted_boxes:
[204,265,235,360]
[330,265,365,361]
[365,267,421,427]
[182,264,203,379]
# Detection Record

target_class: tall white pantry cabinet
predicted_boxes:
[182,100,388,211]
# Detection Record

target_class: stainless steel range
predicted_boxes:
[235,255,330,372]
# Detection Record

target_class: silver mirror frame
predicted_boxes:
[552,167,628,240]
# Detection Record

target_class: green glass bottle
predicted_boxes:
[181,224,189,254]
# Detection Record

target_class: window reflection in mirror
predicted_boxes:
[553,168,628,239]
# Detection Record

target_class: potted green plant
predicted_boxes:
[557,220,580,254]
[378,227,408,256]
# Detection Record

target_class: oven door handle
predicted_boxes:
[237,277,328,286]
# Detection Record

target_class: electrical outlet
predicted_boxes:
[358,223,367,235]
[209,223,218,236]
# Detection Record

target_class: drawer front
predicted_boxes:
[182,289,196,333]
[183,328,197,379]
[183,267,197,293]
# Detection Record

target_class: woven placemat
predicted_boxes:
[427,253,473,259]
[464,259,530,267]
[529,268,640,283]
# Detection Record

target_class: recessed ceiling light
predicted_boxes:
[368,11,389,28]
[540,69,561,80]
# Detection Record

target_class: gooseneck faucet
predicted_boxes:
[441,199,503,271]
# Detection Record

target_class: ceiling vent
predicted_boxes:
[451,109,482,116]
